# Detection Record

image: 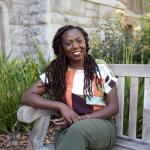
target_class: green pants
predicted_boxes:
[54,119,117,150]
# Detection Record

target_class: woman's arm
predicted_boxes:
[21,80,80,124]
[83,85,119,119]
[21,80,63,110]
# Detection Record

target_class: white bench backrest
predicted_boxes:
[109,64,150,143]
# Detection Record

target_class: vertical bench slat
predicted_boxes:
[116,77,125,136]
[128,77,138,139]
[142,78,150,142]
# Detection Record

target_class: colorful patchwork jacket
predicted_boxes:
[40,59,118,115]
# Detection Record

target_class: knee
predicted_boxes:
[68,121,88,138]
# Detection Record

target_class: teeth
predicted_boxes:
[73,52,80,55]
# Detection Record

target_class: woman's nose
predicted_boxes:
[72,41,79,49]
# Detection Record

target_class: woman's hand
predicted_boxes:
[59,103,81,124]
[51,117,68,128]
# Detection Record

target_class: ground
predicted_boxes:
[0,128,55,150]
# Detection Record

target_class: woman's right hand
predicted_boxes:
[51,117,68,128]
[59,103,81,124]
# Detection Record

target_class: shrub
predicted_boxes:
[89,12,150,64]
[0,47,49,133]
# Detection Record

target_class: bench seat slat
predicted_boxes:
[111,136,150,150]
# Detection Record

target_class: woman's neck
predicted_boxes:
[69,61,84,70]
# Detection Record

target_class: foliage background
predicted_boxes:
[0,45,49,133]
[89,10,150,138]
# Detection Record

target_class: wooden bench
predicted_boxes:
[17,64,150,150]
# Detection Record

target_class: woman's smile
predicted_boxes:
[72,51,82,56]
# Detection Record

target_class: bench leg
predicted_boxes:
[28,115,54,150]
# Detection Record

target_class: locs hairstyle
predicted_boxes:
[45,25,102,101]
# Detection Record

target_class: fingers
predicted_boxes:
[57,114,80,125]
[60,104,82,124]
[72,116,81,123]
[65,115,81,124]
[51,118,67,126]
[54,118,64,122]
[66,114,80,124]
[60,104,81,124]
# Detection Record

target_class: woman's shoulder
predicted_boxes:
[95,59,109,70]
[95,59,114,76]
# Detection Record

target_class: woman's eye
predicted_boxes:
[77,39,83,43]
[65,41,72,46]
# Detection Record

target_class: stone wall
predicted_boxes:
[10,0,29,59]
[49,0,125,58]
[0,0,11,56]
[0,0,142,60]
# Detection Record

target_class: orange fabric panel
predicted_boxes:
[93,78,103,97]
[93,105,104,111]
[92,78,105,111]
[65,69,76,108]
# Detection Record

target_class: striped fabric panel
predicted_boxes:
[65,69,76,108]
[65,69,106,114]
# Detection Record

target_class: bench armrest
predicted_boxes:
[17,105,56,123]
[17,106,56,150]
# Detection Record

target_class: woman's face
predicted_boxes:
[62,28,86,66]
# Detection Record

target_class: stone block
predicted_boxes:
[10,13,27,25]
[76,17,93,27]
[50,12,66,24]
[50,0,64,12]
[27,14,37,26]
[28,5,39,15]
[27,0,38,5]
[87,0,125,9]
[85,1,95,9]
[85,9,99,18]
[33,35,49,45]
[31,25,50,40]
[12,4,28,14]
[50,24,63,36]
[37,1,49,12]
[37,12,50,24]
[10,25,25,35]
[67,15,93,27]
[99,5,115,19]
[29,2,48,15]
[13,0,28,5]
[63,0,85,16]
[11,34,28,45]
[50,12,93,28]
[50,0,84,16]
[10,44,32,59]
[85,1,99,10]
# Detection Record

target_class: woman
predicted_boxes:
[22,25,119,150]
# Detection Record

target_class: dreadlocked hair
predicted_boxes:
[44,25,102,101]
[83,54,102,99]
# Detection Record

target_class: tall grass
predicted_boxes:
[90,17,149,64]
[0,47,49,133]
